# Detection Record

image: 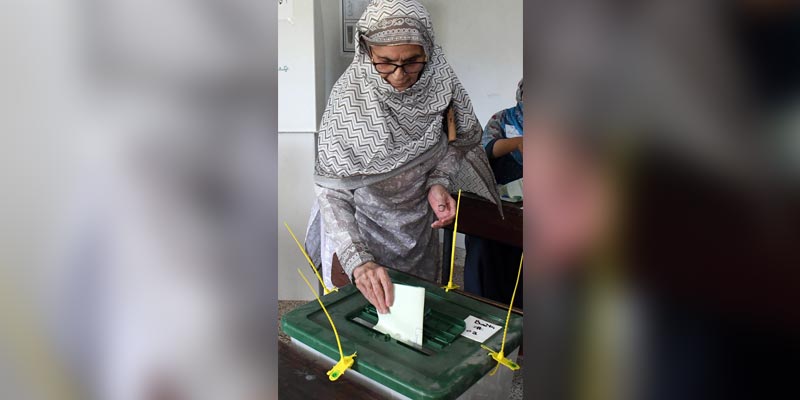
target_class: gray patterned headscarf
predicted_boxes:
[314,0,500,206]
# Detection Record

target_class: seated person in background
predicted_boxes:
[464,79,524,308]
[483,79,524,185]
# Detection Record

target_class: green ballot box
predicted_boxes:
[281,269,523,400]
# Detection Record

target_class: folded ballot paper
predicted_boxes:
[373,284,425,346]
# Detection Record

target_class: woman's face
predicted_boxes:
[370,44,426,92]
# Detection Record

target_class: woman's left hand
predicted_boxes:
[428,184,457,228]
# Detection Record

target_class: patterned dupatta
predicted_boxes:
[313,0,500,207]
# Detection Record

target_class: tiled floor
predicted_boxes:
[278,247,523,399]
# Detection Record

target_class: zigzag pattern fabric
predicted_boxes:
[314,0,501,207]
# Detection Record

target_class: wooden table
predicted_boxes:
[278,340,385,399]
[441,192,523,285]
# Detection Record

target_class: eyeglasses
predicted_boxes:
[372,61,427,75]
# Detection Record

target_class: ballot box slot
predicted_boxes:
[348,307,435,356]
[346,304,466,356]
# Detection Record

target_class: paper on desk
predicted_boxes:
[499,178,524,202]
[373,284,425,346]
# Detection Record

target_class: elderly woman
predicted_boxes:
[305,0,499,314]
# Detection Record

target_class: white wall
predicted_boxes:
[278,0,323,300]
[420,0,522,124]
[277,133,318,300]
[278,0,325,132]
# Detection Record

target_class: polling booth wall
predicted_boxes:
[278,0,523,300]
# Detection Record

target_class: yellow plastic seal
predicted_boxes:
[442,189,462,292]
[285,222,337,295]
[326,353,356,381]
[481,253,523,374]
[297,268,356,381]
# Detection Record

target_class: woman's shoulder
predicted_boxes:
[484,110,507,130]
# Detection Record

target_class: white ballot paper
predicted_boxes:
[373,284,425,346]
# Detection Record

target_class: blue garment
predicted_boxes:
[481,80,524,184]
[502,102,524,165]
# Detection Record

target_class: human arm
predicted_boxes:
[315,185,394,313]
[490,137,524,158]
[483,110,523,159]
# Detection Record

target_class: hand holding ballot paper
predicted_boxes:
[373,284,426,346]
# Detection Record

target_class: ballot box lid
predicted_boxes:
[281,269,523,400]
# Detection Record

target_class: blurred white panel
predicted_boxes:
[278,0,322,132]
[278,133,317,300]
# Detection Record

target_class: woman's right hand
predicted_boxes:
[352,261,394,314]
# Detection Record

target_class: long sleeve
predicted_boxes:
[482,111,507,160]
[426,145,458,192]
[315,185,375,280]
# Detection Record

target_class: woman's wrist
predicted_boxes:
[339,243,375,281]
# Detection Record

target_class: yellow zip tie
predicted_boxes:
[481,253,523,374]
[442,189,462,292]
[297,268,356,381]
[285,222,337,295]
